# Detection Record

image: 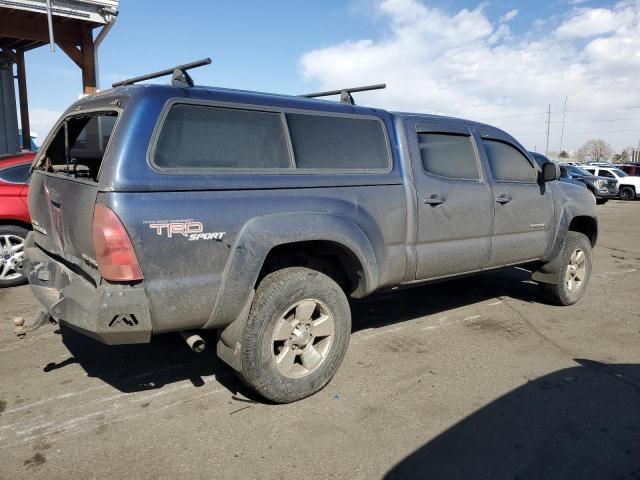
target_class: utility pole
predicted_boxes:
[559,96,568,154]
[545,103,551,156]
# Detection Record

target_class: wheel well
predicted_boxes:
[619,184,635,192]
[0,219,32,231]
[256,241,365,296]
[568,216,597,246]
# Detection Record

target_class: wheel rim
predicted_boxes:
[621,189,632,200]
[0,234,25,282]
[565,248,587,293]
[271,299,335,379]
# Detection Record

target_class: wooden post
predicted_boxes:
[81,27,96,94]
[15,50,30,151]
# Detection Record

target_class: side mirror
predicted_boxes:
[542,162,560,182]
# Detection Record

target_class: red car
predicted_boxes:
[0,152,35,287]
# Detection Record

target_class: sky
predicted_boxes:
[18,0,640,153]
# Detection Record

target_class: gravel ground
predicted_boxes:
[1,200,639,480]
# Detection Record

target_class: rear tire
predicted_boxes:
[541,232,592,306]
[239,267,351,403]
[0,225,29,288]
[619,186,636,201]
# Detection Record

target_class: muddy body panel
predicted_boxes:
[24,84,597,346]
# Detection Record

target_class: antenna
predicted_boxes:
[301,84,386,105]
[112,58,212,88]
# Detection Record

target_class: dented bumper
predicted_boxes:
[23,233,152,344]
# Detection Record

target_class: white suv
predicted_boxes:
[583,166,640,201]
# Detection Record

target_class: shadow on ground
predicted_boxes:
[47,267,542,396]
[53,327,252,395]
[351,265,541,333]
[385,359,640,480]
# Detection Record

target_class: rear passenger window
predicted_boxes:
[286,114,389,170]
[154,104,291,170]
[418,133,479,180]
[34,112,118,182]
[483,139,537,183]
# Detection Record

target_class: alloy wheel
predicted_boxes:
[271,299,335,378]
[565,248,587,293]
[0,234,25,282]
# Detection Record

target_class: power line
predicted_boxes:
[478,105,640,121]
[560,128,640,134]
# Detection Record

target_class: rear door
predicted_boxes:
[407,119,494,280]
[28,111,119,282]
[478,132,554,266]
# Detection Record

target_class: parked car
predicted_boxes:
[22,73,597,403]
[0,152,35,287]
[582,166,640,201]
[616,164,640,176]
[558,164,618,205]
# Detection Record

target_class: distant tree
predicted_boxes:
[620,149,630,162]
[612,149,631,163]
[559,150,569,158]
[575,139,614,163]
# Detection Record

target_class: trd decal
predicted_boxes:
[145,220,226,241]
[149,221,203,238]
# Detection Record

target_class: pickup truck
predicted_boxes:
[23,74,597,403]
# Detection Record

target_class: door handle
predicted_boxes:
[424,194,445,206]
[495,194,512,205]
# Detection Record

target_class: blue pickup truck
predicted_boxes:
[23,64,597,402]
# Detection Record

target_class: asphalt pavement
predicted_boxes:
[1,201,639,479]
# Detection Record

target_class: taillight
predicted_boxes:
[92,203,143,281]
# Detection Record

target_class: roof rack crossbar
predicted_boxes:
[112,58,212,88]
[300,83,386,105]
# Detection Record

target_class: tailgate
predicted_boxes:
[27,111,119,283]
[29,172,100,282]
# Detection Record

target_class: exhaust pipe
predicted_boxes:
[181,331,206,353]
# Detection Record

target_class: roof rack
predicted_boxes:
[112,58,212,88]
[300,84,386,105]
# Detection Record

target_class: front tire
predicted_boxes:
[0,225,29,288]
[595,198,607,205]
[239,267,351,403]
[541,232,592,306]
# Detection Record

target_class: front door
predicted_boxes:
[407,120,494,280]
[477,133,554,266]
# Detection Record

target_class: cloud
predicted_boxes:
[500,9,519,23]
[300,0,640,152]
[555,6,635,38]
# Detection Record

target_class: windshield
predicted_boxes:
[529,152,547,167]
[566,165,590,176]
[611,169,627,177]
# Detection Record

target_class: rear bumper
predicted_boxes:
[23,233,152,344]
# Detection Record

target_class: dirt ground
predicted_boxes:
[1,201,639,480]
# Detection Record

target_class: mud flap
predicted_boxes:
[532,249,564,285]
[216,290,254,371]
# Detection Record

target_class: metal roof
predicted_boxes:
[0,0,118,52]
